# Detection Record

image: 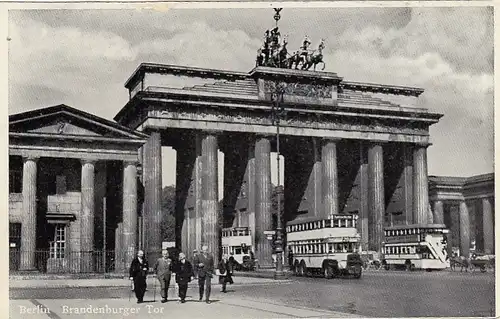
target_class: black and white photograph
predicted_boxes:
[6,4,495,318]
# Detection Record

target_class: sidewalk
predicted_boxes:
[10,275,292,289]
[10,294,363,319]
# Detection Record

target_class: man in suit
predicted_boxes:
[129,250,149,304]
[153,250,173,303]
[193,245,215,303]
[173,252,193,303]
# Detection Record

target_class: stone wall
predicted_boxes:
[46,192,81,273]
[9,193,23,223]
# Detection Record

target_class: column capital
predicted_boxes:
[124,160,139,167]
[321,137,341,143]
[254,133,274,140]
[199,130,221,138]
[143,128,162,136]
[22,156,39,163]
[368,140,387,147]
[80,159,97,166]
[414,142,432,148]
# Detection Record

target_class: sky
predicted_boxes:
[8,6,494,193]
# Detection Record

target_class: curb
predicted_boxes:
[10,280,293,290]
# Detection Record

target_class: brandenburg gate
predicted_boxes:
[114,14,441,266]
[115,67,441,265]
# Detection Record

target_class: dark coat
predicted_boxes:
[218,260,234,285]
[129,257,149,291]
[129,257,149,280]
[194,252,215,278]
[174,260,194,284]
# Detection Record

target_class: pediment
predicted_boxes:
[28,122,101,136]
[9,104,147,140]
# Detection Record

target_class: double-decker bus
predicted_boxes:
[286,214,363,279]
[381,224,449,271]
[221,227,255,270]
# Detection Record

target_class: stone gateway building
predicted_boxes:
[8,64,495,273]
[9,105,147,273]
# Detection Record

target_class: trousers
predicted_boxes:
[198,275,212,301]
[158,274,171,300]
[178,283,188,301]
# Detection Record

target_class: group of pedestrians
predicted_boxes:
[128,245,234,304]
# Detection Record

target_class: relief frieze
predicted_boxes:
[264,81,332,99]
[153,108,427,136]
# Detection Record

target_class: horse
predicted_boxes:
[302,40,326,71]
[277,38,289,68]
[287,51,302,69]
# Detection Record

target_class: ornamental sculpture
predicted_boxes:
[256,8,326,71]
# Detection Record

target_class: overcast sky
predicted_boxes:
[8,7,493,190]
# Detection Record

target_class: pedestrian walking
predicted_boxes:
[192,249,199,278]
[218,254,234,293]
[288,246,294,269]
[193,245,215,303]
[153,250,173,303]
[173,252,194,303]
[129,250,149,304]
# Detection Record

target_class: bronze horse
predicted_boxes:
[302,40,325,71]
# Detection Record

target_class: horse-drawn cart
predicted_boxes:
[450,254,495,273]
[470,259,489,273]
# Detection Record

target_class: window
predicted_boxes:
[9,170,22,193]
[49,224,66,259]
[56,175,67,195]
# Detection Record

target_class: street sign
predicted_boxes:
[264,230,275,240]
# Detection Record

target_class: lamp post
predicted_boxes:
[271,82,286,280]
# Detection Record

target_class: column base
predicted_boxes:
[273,270,287,280]
[16,268,39,273]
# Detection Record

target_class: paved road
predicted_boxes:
[10,271,495,318]
[235,270,496,318]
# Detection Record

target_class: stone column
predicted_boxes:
[201,133,219,260]
[322,139,339,217]
[143,131,162,263]
[247,140,256,253]
[368,143,385,252]
[482,197,494,254]
[115,222,123,272]
[459,201,470,258]
[80,160,95,272]
[413,144,430,224]
[122,162,138,269]
[312,138,323,217]
[359,143,369,250]
[433,200,444,224]
[403,146,413,224]
[254,136,272,268]
[20,156,38,271]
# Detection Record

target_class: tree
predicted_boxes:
[160,185,176,242]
